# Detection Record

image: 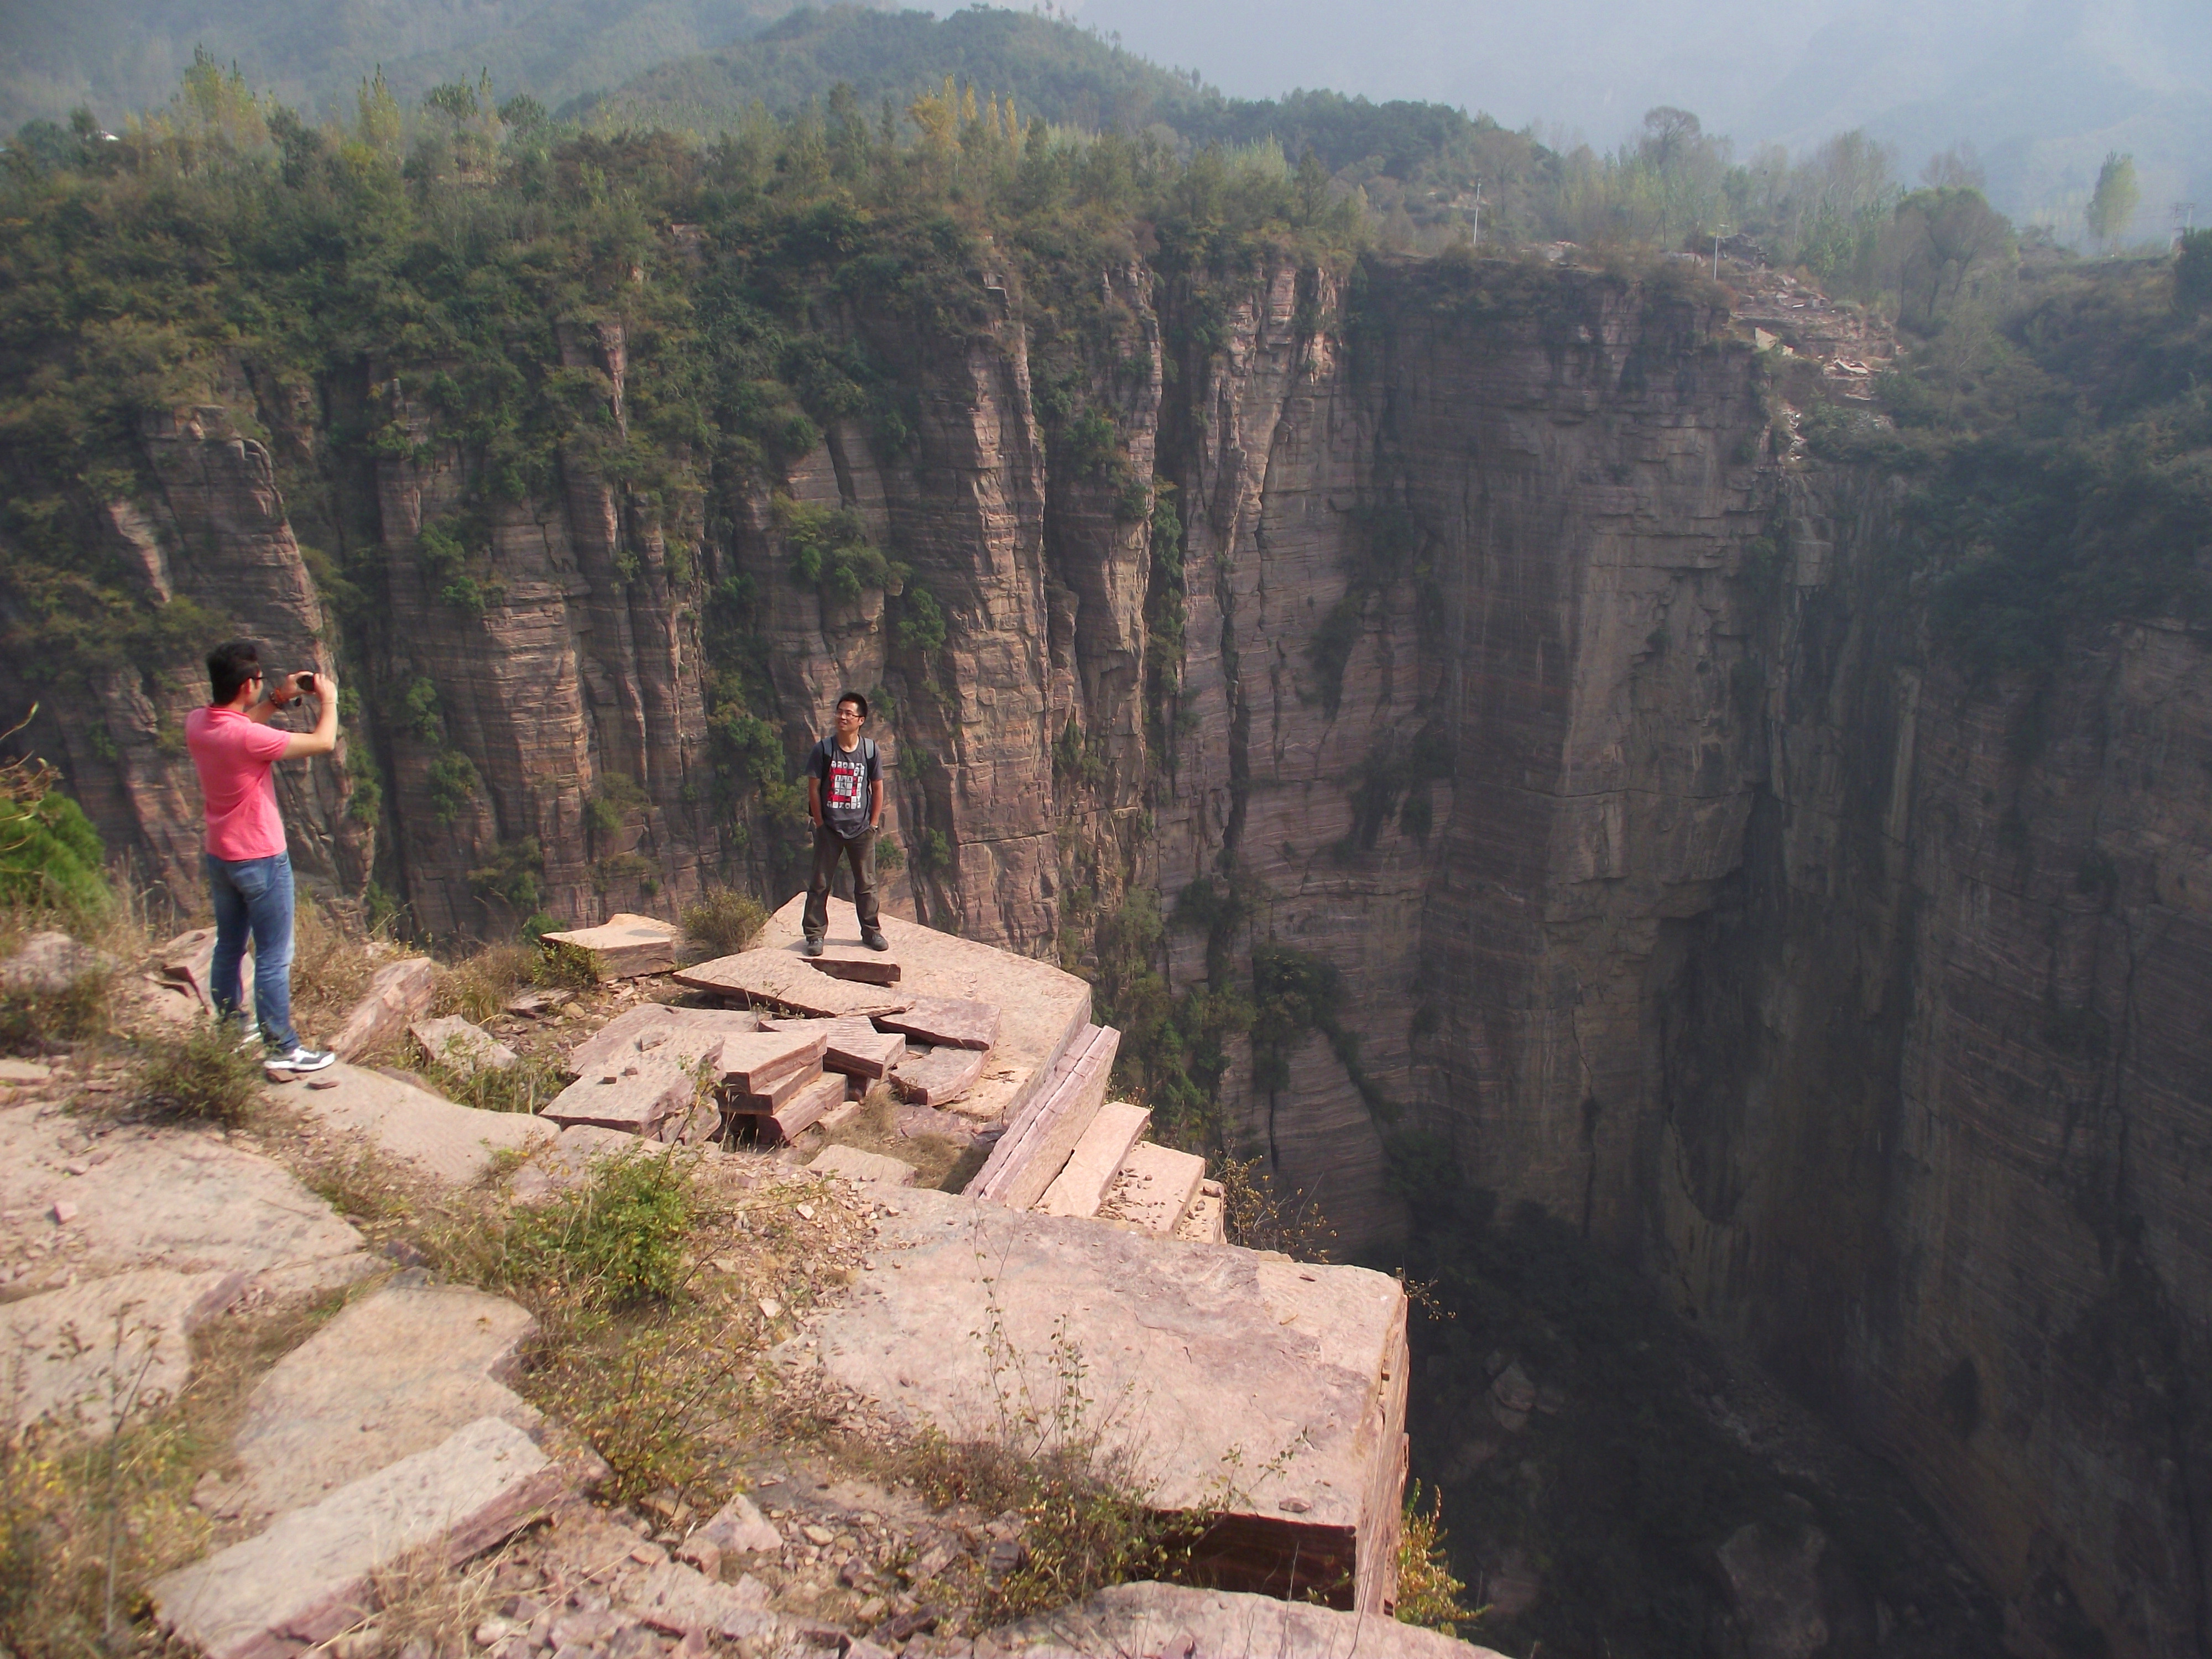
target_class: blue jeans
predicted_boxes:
[206,851,298,1051]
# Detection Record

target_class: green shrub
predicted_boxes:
[503,1150,696,1308]
[134,1020,263,1127]
[0,749,109,921]
[535,937,603,989]
[683,886,767,954]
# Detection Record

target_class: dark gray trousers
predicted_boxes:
[804,823,879,939]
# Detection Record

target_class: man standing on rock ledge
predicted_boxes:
[184,639,340,1077]
[802,690,887,957]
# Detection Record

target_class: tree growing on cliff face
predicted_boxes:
[1888,187,2016,331]
[2086,151,2141,251]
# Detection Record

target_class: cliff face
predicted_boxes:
[19,249,2212,1657]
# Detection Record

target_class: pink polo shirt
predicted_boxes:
[184,706,292,861]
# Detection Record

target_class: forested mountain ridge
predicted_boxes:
[6,55,2212,1659]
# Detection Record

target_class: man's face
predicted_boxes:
[835,701,863,733]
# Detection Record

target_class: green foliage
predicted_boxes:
[775,494,900,601]
[2086,152,2141,249]
[134,1019,263,1126]
[2177,229,2212,312]
[913,826,952,874]
[1251,941,1396,1120]
[898,586,948,655]
[467,836,546,917]
[1395,1481,1477,1633]
[0,769,109,921]
[426,750,480,825]
[498,1149,696,1309]
[682,886,766,953]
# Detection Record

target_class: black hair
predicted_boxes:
[836,690,869,719]
[207,639,264,705]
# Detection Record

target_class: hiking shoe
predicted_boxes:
[862,927,889,952]
[800,937,824,958]
[265,1044,336,1077]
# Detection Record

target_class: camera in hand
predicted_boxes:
[295,671,316,694]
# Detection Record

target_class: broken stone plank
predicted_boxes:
[874,996,1000,1051]
[966,1025,1119,1211]
[293,1062,552,1188]
[889,1044,987,1108]
[808,1145,917,1186]
[0,1058,50,1084]
[1037,1102,1151,1219]
[974,1582,1506,1657]
[759,895,1088,1127]
[564,1004,759,1079]
[727,1059,822,1114]
[1105,1141,1207,1236]
[623,1559,779,1640]
[228,1281,539,1521]
[758,1015,905,1080]
[504,988,571,1018]
[1172,1180,1227,1245]
[691,1491,782,1558]
[801,1185,1409,1614]
[804,943,901,986]
[1,1268,247,1435]
[715,1030,829,1093]
[539,912,683,979]
[674,948,911,1019]
[152,926,230,1011]
[150,1416,565,1659]
[540,1055,696,1136]
[329,957,438,1062]
[410,1015,518,1077]
[737,1072,846,1146]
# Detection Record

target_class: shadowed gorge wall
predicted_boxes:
[8,242,2212,1657]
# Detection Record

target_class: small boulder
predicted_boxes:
[411,1016,519,1077]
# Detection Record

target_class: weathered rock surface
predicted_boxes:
[1101,1141,1206,1237]
[1,1267,246,1434]
[540,1054,696,1137]
[150,1416,564,1659]
[0,1103,369,1295]
[410,1015,518,1074]
[327,957,437,1061]
[806,943,901,985]
[0,930,110,993]
[563,1003,758,1077]
[540,914,683,978]
[676,948,912,1019]
[1036,1100,1149,1219]
[887,1044,985,1108]
[974,1581,1506,1657]
[758,1014,905,1079]
[289,1061,551,1184]
[227,1280,540,1520]
[808,1145,917,1186]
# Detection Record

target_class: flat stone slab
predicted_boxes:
[739,1072,845,1145]
[2,929,113,994]
[623,1559,780,1640]
[758,1015,905,1079]
[888,1045,987,1107]
[875,996,1001,1051]
[1176,1185,1228,1244]
[541,1055,696,1137]
[290,1062,553,1186]
[0,1058,51,1084]
[0,1104,370,1297]
[228,1281,540,1520]
[1038,1101,1151,1219]
[796,1185,1409,1609]
[564,1004,759,1078]
[675,948,913,1019]
[688,1490,782,1558]
[716,1030,828,1093]
[540,912,684,978]
[806,943,901,985]
[976,1582,1507,1657]
[808,1145,917,1186]
[329,957,437,1062]
[410,1015,518,1076]
[2,1267,247,1434]
[967,1025,1119,1208]
[1103,1141,1208,1236]
[758,896,1088,1126]
[152,1416,565,1659]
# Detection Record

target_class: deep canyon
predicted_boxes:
[7,239,2211,1659]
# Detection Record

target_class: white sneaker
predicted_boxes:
[265,1044,336,1076]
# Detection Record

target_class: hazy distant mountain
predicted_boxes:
[0,0,888,129]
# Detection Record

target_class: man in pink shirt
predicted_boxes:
[184,639,342,1075]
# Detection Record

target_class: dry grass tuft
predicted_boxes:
[131,1018,264,1127]
[288,899,384,1030]
[681,887,766,957]
[432,942,540,1024]
[361,1540,509,1659]
[816,1084,968,1191]
[1393,1480,1478,1634]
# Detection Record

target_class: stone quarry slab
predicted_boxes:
[1103,1142,1208,1236]
[967,1025,1119,1209]
[410,1015,518,1076]
[797,1183,1409,1611]
[151,1416,565,1659]
[875,996,1001,1051]
[808,1145,917,1186]
[1173,1179,1228,1245]
[2,1268,247,1435]
[758,1015,907,1079]
[675,948,912,1019]
[1037,1101,1151,1219]
[2,928,113,994]
[564,1004,759,1078]
[540,912,683,978]
[759,895,1089,1125]
[728,1060,822,1114]
[228,1281,540,1520]
[0,1104,371,1295]
[153,926,234,1013]
[716,1030,828,1093]
[541,1055,696,1138]
[0,1058,51,1084]
[623,1559,780,1640]
[328,957,437,1061]
[889,1044,987,1107]
[806,943,902,985]
[974,1582,1507,1657]
[739,1072,845,1146]
[291,1062,552,1186]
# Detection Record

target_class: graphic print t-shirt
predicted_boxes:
[810,736,879,838]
